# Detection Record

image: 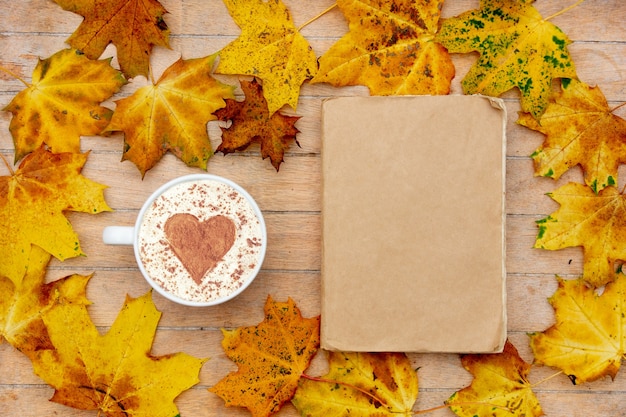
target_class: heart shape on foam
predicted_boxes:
[164,213,236,284]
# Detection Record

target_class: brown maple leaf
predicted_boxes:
[0,147,111,287]
[53,0,170,78]
[214,78,301,171]
[209,296,320,417]
[518,79,626,193]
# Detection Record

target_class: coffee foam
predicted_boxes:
[138,179,264,303]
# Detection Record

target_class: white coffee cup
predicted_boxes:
[103,174,267,307]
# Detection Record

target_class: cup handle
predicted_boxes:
[102,226,135,245]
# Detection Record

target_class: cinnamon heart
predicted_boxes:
[164,213,236,284]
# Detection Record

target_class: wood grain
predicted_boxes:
[1,1,626,416]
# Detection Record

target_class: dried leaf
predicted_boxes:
[0,147,111,287]
[3,49,125,162]
[436,0,577,118]
[292,351,418,417]
[104,54,235,177]
[0,245,90,355]
[210,296,320,417]
[216,0,318,115]
[530,275,626,384]
[535,182,626,287]
[215,78,300,171]
[53,0,170,78]
[447,340,543,417]
[518,79,626,193]
[313,0,454,95]
[31,291,205,416]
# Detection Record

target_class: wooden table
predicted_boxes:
[1,1,625,415]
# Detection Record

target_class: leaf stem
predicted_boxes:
[0,65,29,87]
[0,152,14,175]
[301,373,389,408]
[610,101,626,113]
[531,370,564,388]
[301,374,512,415]
[545,0,586,21]
[424,401,512,415]
[148,64,156,85]
[297,3,338,32]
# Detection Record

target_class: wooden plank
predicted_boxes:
[46,211,321,271]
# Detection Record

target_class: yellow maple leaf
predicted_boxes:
[530,276,626,384]
[3,48,125,163]
[447,340,543,417]
[312,0,454,96]
[53,0,170,78]
[518,79,626,193]
[0,245,91,355]
[31,291,205,416]
[292,351,418,417]
[210,296,320,417]
[104,54,235,177]
[436,0,577,118]
[216,0,318,115]
[0,147,111,287]
[535,182,626,287]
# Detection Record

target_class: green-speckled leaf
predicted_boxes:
[436,0,577,118]
[534,182,626,287]
[518,79,626,193]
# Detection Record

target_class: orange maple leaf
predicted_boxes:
[312,0,455,95]
[214,78,301,171]
[447,340,543,417]
[518,79,626,193]
[535,182,626,287]
[210,296,320,417]
[53,0,170,78]
[0,147,111,287]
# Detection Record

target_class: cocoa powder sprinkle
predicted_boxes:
[137,180,263,303]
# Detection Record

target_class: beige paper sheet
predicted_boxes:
[321,95,507,353]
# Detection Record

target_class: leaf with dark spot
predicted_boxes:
[210,296,320,417]
[313,0,454,96]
